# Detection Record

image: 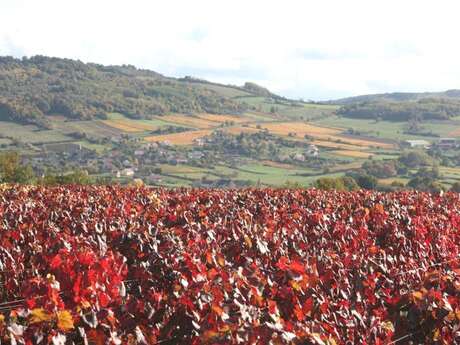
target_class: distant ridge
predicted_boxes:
[329,89,460,105]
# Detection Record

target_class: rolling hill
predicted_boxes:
[0,55,287,128]
[328,90,460,122]
[330,89,460,105]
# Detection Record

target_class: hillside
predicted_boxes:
[330,89,460,105]
[337,98,460,121]
[4,55,460,191]
[0,55,283,128]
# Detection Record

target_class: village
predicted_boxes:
[19,129,459,188]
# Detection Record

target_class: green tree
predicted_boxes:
[353,174,378,190]
[40,169,92,185]
[283,180,303,189]
[399,150,433,168]
[450,182,460,193]
[314,176,359,191]
[0,151,35,184]
[314,177,345,191]
[407,176,444,193]
[342,176,359,191]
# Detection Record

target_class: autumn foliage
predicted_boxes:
[0,185,459,344]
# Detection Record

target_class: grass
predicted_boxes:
[158,164,206,174]
[216,163,326,186]
[192,83,252,98]
[0,121,72,144]
[311,140,371,151]
[75,141,109,154]
[313,116,458,140]
[105,113,180,132]
[235,97,337,120]
[50,117,123,138]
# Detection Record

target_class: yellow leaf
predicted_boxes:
[0,314,5,326]
[57,310,74,331]
[327,337,338,345]
[433,328,440,341]
[30,308,53,323]
[290,280,302,291]
[411,291,424,301]
[212,304,223,316]
[219,325,231,333]
[217,254,225,267]
[244,235,252,248]
[381,320,395,332]
[202,330,220,341]
[80,300,91,309]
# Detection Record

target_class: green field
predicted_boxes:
[0,121,72,144]
[313,116,458,140]
[235,97,338,120]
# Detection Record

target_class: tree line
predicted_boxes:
[337,98,460,122]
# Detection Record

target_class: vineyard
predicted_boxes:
[0,185,459,344]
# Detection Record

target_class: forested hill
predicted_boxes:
[330,90,460,122]
[330,89,460,105]
[337,98,460,122]
[0,56,275,128]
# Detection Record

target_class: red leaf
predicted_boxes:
[50,255,62,269]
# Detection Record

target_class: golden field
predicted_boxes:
[196,113,251,124]
[222,126,261,135]
[145,130,212,145]
[330,150,374,158]
[258,122,340,137]
[145,126,262,145]
[258,122,395,149]
[160,115,217,129]
[102,120,157,132]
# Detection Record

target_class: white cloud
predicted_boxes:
[1,0,460,100]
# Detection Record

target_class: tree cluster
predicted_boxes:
[338,98,460,122]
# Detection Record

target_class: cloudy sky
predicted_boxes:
[1,0,459,100]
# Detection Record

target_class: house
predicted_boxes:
[188,151,204,159]
[142,142,158,150]
[402,140,431,149]
[293,153,305,162]
[438,138,457,149]
[305,144,319,157]
[118,168,135,177]
[193,138,205,146]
